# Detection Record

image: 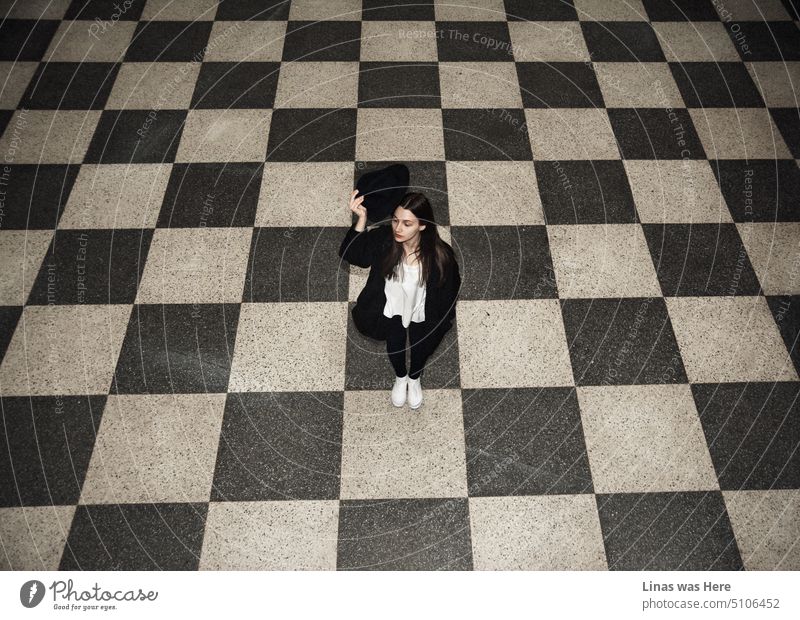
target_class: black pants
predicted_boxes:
[385,315,432,379]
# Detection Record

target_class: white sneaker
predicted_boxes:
[391,374,408,407]
[407,376,423,409]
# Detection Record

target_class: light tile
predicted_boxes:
[176,109,272,163]
[141,0,219,20]
[1,0,70,19]
[594,62,683,108]
[525,108,620,160]
[204,21,286,62]
[689,108,793,160]
[509,22,590,62]
[289,0,362,20]
[339,389,468,499]
[746,61,800,107]
[439,62,522,108]
[360,21,439,61]
[652,22,741,62]
[738,223,800,294]
[0,231,53,306]
[457,299,574,388]
[43,20,136,62]
[574,0,648,21]
[356,108,445,160]
[274,61,359,108]
[721,0,792,20]
[0,62,38,109]
[434,0,506,20]
[0,506,75,570]
[106,62,200,109]
[0,110,100,164]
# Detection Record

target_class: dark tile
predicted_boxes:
[354,160,450,224]
[158,162,263,227]
[451,225,557,299]
[535,160,638,224]
[642,223,761,296]
[0,20,59,61]
[0,395,105,508]
[581,21,666,62]
[0,110,11,137]
[670,62,764,108]
[363,0,435,20]
[726,21,800,61]
[19,62,121,110]
[561,297,688,385]
[112,303,240,394]
[609,108,706,159]
[0,306,22,364]
[781,0,800,20]
[358,61,441,107]
[65,0,146,20]
[27,229,154,305]
[464,387,593,495]
[344,301,461,390]
[692,382,800,491]
[211,392,343,501]
[516,62,604,108]
[642,0,719,21]
[282,21,362,61]
[505,0,578,20]
[597,491,744,570]
[60,503,207,570]
[0,165,80,229]
[436,21,514,61]
[266,108,357,161]
[191,62,280,109]
[124,21,213,62]
[767,295,800,374]
[443,108,532,160]
[244,227,348,301]
[771,107,800,159]
[84,109,187,164]
[337,498,473,570]
[214,0,290,20]
[712,159,799,222]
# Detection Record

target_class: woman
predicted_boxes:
[339,190,461,410]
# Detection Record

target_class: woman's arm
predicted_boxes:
[338,223,389,268]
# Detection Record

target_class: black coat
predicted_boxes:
[338,223,461,356]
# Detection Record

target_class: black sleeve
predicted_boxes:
[338,223,389,268]
[442,253,461,321]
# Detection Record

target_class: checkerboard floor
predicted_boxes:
[0,0,798,571]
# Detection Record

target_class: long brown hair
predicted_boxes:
[379,192,456,288]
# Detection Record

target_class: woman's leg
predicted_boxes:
[407,321,437,379]
[385,316,408,377]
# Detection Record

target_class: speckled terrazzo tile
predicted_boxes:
[577,385,718,493]
[140,0,219,20]
[0,231,52,306]
[651,22,740,62]
[79,393,225,504]
[446,161,544,225]
[0,506,76,570]
[337,497,472,569]
[274,61,359,108]
[439,62,522,108]
[203,21,286,62]
[547,224,661,298]
[597,490,744,570]
[737,223,800,294]
[0,395,106,507]
[210,391,343,501]
[594,62,683,108]
[746,62,800,107]
[452,225,556,299]
[136,227,251,304]
[360,21,438,61]
[666,296,799,383]
[573,0,647,21]
[200,500,339,570]
[289,0,362,21]
[356,108,444,161]
[228,302,348,392]
[722,0,794,20]
[469,495,607,569]
[525,109,620,160]
[256,162,354,227]
[58,163,169,229]
[723,490,800,570]
[433,0,506,21]
[0,304,131,396]
[624,160,731,223]
[59,502,207,570]
[2,0,71,19]
[508,21,590,61]
[175,109,272,163]
[0,62,38,108]
[105,62,200,109]
[712,159,800,222]
[457,299,574,388]
[689,108,793,160]
[0,110,100,164]
[462,387,592,495]
[339,389,467,498]
[43,20,136,62]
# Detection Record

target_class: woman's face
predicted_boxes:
[392,207,426,243]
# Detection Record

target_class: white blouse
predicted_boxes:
[383,260,426,328]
